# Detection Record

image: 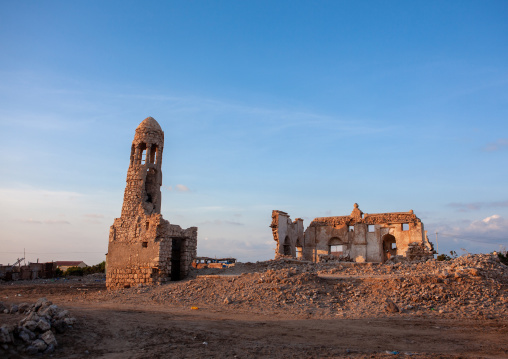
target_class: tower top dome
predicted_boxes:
[136,117,162,132]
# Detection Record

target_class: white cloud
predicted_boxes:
[44,220,71,225]
[483,138,508,152]
[84,214,104,219]
[163,184,191,192]
[198,220,244,226]
[176,184,190,192]
[15,218,70,225]
[16,218,42,224]
[434,214,508,252]
[0,188,83,206]
[197,238,273,262]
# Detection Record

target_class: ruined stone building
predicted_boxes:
[106,117,197,290]
[271,204,434,263]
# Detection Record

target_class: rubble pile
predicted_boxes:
[87,254,507,320]
[0,297,76,356]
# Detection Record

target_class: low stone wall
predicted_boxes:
[106,266,161,289]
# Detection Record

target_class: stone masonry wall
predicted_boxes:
[106,117,198,290]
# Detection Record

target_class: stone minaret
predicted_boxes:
[106,117,198,290]
[121,117,164,218]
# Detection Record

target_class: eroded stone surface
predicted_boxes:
[272,204,434,262]
[106,117,198,290]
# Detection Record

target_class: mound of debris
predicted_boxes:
[0,297,76,357]
[86,254,507,320]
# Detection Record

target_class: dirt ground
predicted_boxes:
[1,266,507,359]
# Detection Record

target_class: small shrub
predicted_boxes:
[437,251,457,261]
[83,261,106,275]
[498,252,508,265]
[65,266,84,276]
[437,254,451,261]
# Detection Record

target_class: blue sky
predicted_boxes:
[1,1,507,265]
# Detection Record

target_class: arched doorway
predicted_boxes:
[171,238,184,281]
[295,237,303,259]
[283,236,291,256]
[383,234,397,262]
[329,237,344,258]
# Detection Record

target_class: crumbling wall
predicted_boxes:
[272,204,434,263]
[270,210,304,259]
[106,117,197,290]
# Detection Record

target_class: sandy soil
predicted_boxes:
[1,255,507,358]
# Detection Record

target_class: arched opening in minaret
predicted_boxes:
[140,143,147,164]
[145,167,159,211]
[150,144,158,164]
[130,144,135,166]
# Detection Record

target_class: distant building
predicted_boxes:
[271,203,434,263]
[0,262,57,281]
[192,257,236,269]
[54,261,87,272]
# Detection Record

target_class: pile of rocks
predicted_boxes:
[87,253,507,320]
[0,297,76,356]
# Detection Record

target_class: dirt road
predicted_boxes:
[1,280,507,358]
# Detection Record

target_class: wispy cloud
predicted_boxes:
[482,138,508,152]
[433,214,508,248]
[15,218,70,225]
[164,184,191,192]
[198,220,244,226]
[197,237,273,261]
[44,220,71,225]
[84,214,104,219]
[0,188,83,202]
[175,184,190,192]
[115,92,387,136]
[16,218,42,224]
[83,213,105,224]
[447,200,508,212]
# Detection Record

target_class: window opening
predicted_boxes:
[348,225,354,232]
[368,225,375,232]
[330,244,343,256]
[150,144,157,164]
[142,242,148,248]
[402,223,409,231]
[141,149,147,164]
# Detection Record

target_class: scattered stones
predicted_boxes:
[41,330,57,346]
[31,339,47,352]
[9,304,19,314]
[89,253,508,321]
[0,326,12,344]
[0,298,76,357]
[385,299,399,313]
